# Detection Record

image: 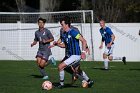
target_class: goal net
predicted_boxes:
[0,10,94,61]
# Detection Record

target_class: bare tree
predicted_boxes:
[15,0,26,22]
[92,0,127,22]
[40,0,61,22]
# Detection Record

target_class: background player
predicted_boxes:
[99,19,126,70]
[31,18,56,79]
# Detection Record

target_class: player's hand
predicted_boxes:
[85,48,90,55]
[81,51,86,60]
[48,45,55,48]
[99,45,103,49]
[53,41,58,45]
[31,43,34,47]
[42,39,47,43]
[107,43,111,48]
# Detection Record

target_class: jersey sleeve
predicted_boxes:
[71,29,81,39]
[106,27,113,35]
[46,29,54,39]
[34,32,38,41]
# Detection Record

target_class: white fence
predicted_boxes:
[0,23,140,61]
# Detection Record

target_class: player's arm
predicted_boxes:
[107,34,115,47]
[31,32,38,47]
[57,42,65,48]
[107,28,115,47]
[75,34,87,60]
[42,38,54,43]
[110,34,115,45]
[49,38,65,48]
[31,41,37,47]
[78,35,87,52]
[99,38,104,49]
[55,38,65,48]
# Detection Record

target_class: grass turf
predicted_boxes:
[0,60,140,93]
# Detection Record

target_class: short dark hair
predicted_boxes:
[38,17,46,23]
[100,19,105,23]
[60,16,71,27]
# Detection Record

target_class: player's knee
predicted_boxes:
[108,56,113,61]
[39,64,44,69]
[103,54,107,59]
[58,64,62,71]
[39,63,45,68]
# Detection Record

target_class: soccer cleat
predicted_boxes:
[42,75,49,80]
[122,56,126,65]
[57,84,64,89]
[88,80,94,88]
[101,68,109,70]
[50,57,56,66]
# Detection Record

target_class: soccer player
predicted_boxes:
[53,16,94,88]
[31,18,56,79]
[99,19,126,70]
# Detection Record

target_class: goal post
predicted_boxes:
[0,10,94,61]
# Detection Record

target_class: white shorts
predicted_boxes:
[104,44,114,56]
[64,55,81,66]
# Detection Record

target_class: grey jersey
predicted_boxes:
[34,28,54,52]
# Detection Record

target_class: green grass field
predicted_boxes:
[0,60,140,93]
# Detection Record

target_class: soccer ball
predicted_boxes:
[82,80,88,88]
[42,81,53,90]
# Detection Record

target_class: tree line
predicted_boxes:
[0,0,139,22]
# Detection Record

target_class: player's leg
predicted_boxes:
[75,66,94,88]
[39,51,51,79]
[108,44,126,64]
[58,62,67,88]
[48,55,56,66]
[35,51,48,78]
[39,58,49,79]
[58,55,81,88]
[103,47,109,70]
[62,56,74,74]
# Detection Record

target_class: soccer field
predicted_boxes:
[0,61,140,93]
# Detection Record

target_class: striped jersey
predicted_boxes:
[60,26,80,56]
[61,29,81,56]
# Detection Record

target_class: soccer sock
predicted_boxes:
[48,55,56,65]
[104,58,108,69]
[82,71,89,81]
[38,66,47,76]
[59,70,64,85]
[77,71,89,81]
[113,56,122,60]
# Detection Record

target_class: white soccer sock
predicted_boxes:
[113,56,122,60]
[82,71,89,81]
[104,59,108,69]
[48,55,53,63]
[59,70,64,85]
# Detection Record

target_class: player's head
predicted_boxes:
[37,17,46,29]
[60,16,71,31]
[99,19,105,28]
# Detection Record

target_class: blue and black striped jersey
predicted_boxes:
[61,29,81,56]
